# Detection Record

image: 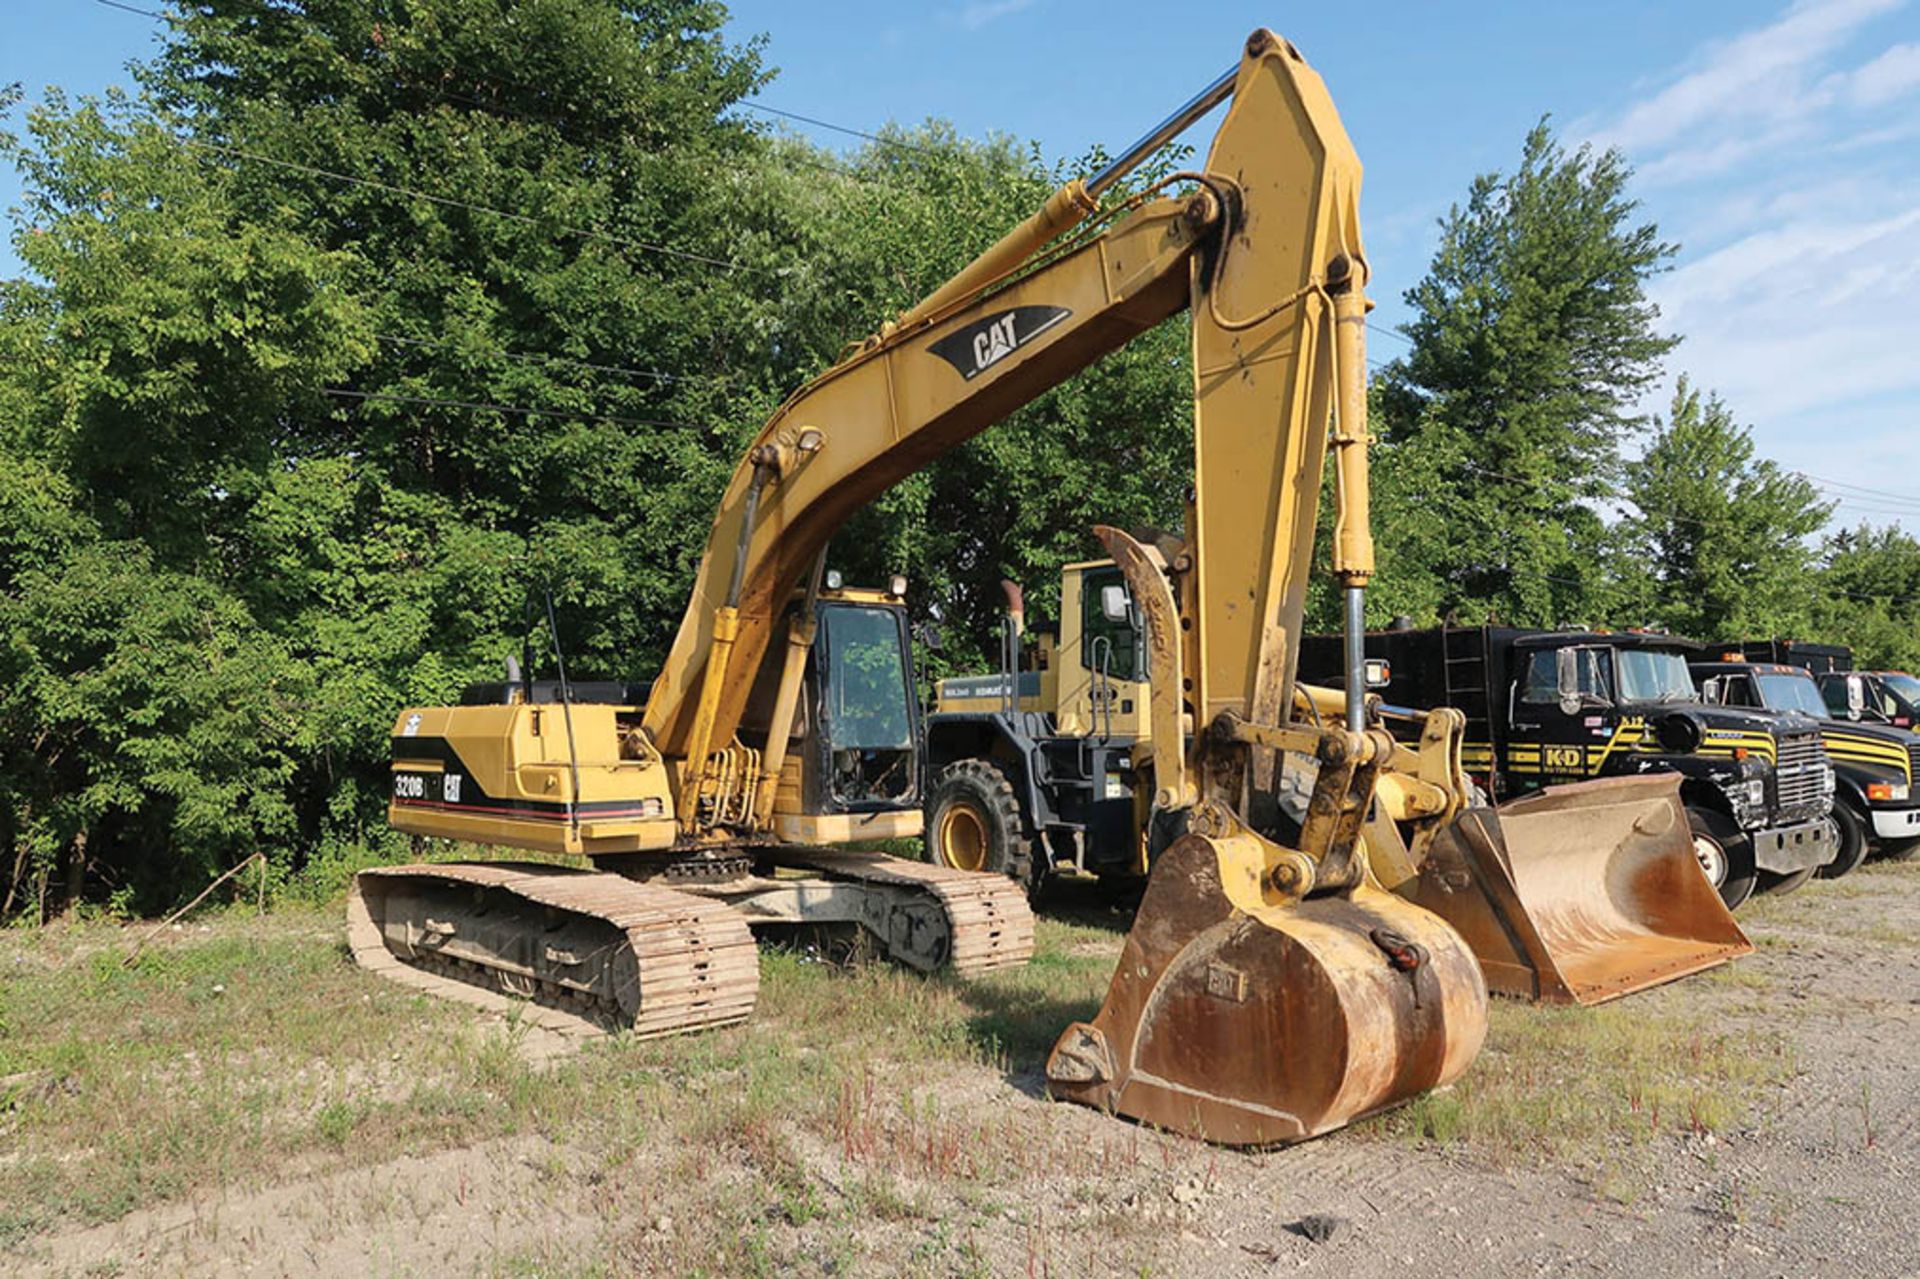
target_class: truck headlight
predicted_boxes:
[1867,780,1908,802]
[1745,778,1766,807]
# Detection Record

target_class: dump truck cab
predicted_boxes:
[1692,658,1920,874]
[1299,626,1836,909]
[924,560,1151,887]
[1821,670,1920,731]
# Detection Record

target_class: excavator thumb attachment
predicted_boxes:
[1046,831,1487,1146]
[1402,775,1752,1005]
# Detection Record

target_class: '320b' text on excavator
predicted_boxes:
[349,29,1727,1147]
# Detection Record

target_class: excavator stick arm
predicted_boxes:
[1042,33,1491,1144]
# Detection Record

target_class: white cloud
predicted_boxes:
[1591,0,1902,153]
[1584,0,1920,505]
[1845,41,1920,103]
[957,0,1038,31]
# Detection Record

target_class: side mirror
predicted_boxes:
[1699,677,1722,705]
[913,621,943,652]
[1100,583,1131,622]
[1847,676,1865,720]
[1555,648,1581,715]
[1363,658,1392,688]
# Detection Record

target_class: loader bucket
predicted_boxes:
[1047,832,1487,1146]
[1402,775,1752,1005]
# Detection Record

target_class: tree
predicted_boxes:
[1615,378,1830,640]
[1816,525,1920,670]
[1374,120,1678,626]
[0,1,1198,910]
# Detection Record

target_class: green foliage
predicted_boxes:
[1373,120,1679,627]
[0,1,1190,913]
[0,11,1908,919]
[1816,526,1920,670]
[1614,378,1831,640]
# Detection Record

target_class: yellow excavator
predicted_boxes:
[350,28,1674,1146]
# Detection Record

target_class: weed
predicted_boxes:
[1366,998,1795,1177]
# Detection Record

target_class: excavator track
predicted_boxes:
[768,849,1036,976]
[347,863,760,1040]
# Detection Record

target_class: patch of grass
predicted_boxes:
[0,908,1128,1259]
[1370,997,1797,1177]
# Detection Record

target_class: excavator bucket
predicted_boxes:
[1047,832,1487,1146]
[1399,775,1752,1005]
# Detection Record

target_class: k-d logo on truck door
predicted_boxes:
[927,305,1071,380]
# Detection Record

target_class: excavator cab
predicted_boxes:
[788,590,922,814]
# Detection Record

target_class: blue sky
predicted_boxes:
[6,0,1919,521]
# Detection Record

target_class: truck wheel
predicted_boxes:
[1877,836,1920,863]
[1817,802,1869,879]
[925,760,1035,889]
[1688,806,1756,911]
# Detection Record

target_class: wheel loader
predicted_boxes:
[349,27,1703,1147]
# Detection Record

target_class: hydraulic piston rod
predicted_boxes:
[1085,66,1237,198]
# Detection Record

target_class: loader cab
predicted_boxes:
[1055,561,1149,740]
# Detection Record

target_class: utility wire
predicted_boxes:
[734,101,946,158]
[91,0,171,18]
[1794,470,1920,510]
[1450,460,1920,605]
[179,138,750,272]
[374,333,710,387]
[321,387,710,433]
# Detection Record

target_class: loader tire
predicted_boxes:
[1688,805,1756,911]
[926,760,1035,891]
[1877,836,1920,862]
[1818,801,1870,880]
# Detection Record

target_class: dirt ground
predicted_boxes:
[8,858,1920,1278]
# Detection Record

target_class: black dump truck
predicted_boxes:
[1735,638,1920,728]
[1690,655,1920,873]
[1299,626,1837,909]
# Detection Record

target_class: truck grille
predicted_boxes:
[1908,741,1920,785]
[1773,732,1829,815]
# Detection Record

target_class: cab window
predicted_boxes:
[1079,568,1144,683]
[1717,675,1759,708]
[1821,678,1851,715]
[1520,647,1611,706]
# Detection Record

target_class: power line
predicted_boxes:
[374,333,708,387]
[91,0,171,18]
[734,101,945,158]
[1795,470,1920,510]
[179,138,750,273]
[1448,460,1920,605]
[321,387,709,433]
